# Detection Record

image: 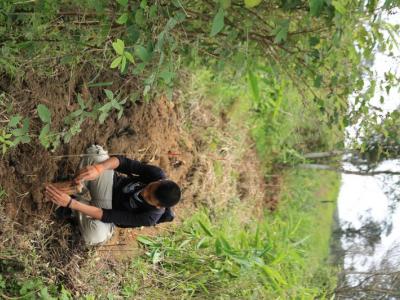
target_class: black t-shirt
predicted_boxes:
[100,155,166,228]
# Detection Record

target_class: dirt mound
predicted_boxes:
[0,67,195,227]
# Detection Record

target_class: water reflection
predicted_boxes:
[334,160,400,298]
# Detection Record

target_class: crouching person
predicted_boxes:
[45,145,181,245]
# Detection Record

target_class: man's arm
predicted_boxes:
[74,157,120,182]
[99,156,120,170]
[45,184,103,220]
[113,156,166,183]
[70,200,103,220]
[45,184,164,227]
[101,209,164,227]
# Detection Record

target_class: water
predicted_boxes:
[333,9,400,298]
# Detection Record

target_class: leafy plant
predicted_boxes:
[110,39,135,73]
[98,89,127,124]
[0,115,30,155]
[37,104,60,150]
[63,94,98,143]
[210,8,225,37]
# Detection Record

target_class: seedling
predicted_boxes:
[110,39,135,73]
[0,115,30,155]
[98,89,127,124]
[37,104,60,150]
[63,94,98,143]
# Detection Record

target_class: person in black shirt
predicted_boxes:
[45,145,181,245]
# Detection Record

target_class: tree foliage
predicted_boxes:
[0,0,399,156]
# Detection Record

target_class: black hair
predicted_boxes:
[153,180,181,207]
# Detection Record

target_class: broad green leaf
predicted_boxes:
[140,0,148,9]
[126,25,140,44]
[111,99,121,109]
[135,9,145,27]
[149,5,157,18]
[99,112,108,124]
[220,0,231,9]
[124,51,135,63]
[309,0,324,16]
[120,56,127,72]
[110,56,122,69]
[116,13,128,25]
[39,124,50,148]
[210,8,224,37]
[77,94,85,108]
[11,128,24,137]
[117,109,124,119]
[22,118,30,131]
[104,89,114,100]
[112,39,125,55]
[37,104,51,123]
[8,115,22,127]
[132,62,146,75]
[332,0,347,14]
[19,135,31,143]
[273,19,290,43]
[244,0,262,8]
[99,102,112,112]
[135,45,151,62]
[159,70,174,84]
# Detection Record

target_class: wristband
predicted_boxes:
[66,197,73,208]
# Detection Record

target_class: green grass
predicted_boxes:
[250,80,344,169]
[123,169,340,299]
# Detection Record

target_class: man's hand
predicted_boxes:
[74,164,105,183]
[45,184,72,207]
[50,181,83,195]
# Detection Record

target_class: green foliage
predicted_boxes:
[0,275,72,299]
[135,169,339,298]
[273,19,290,43]
[0,115,31,155]
[110,39,135,73]
[1,0,396,155]
[248,64,343,165]
[63,94,97,143]
[354,108,400,166]
[210,8,225,37]
[309,0,325,16]
[98,89,126,123]
[245,0,263,8]
[37,104,60,150]
[37,104,51,123]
